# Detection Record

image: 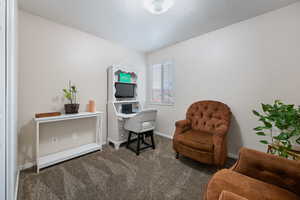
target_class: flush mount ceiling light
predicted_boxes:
[144,0,175,15]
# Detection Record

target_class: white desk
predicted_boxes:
[34,112,103,173]
[116,109,156,119]
[117,113,137,119]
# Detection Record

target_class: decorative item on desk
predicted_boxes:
[35,112,61,118]
[119,72,132,83]
[88,100,96,112]
[63,81,80,114]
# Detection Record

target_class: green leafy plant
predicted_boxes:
[62,81,78,104]
[253,100,300,158]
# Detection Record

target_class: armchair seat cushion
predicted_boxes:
[176,130,214,152]
[206,169,300,200]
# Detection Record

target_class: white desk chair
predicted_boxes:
[124,109,157,155]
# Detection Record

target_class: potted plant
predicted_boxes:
[253,100,300,158]
[63,81,79,114]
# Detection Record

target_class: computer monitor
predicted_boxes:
[115,83,135,98]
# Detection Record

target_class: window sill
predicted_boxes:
[147,102,175,107]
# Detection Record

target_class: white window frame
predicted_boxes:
[149,61,175,106]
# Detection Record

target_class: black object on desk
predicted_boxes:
[122,104,135,114]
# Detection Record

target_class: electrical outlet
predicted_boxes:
[51,137,58,144]
[72,133,78,140]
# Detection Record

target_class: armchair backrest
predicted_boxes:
[186,101,231,135]
[124,109,157,133]
[233,148,300,196]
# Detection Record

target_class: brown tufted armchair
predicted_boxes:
[173,101,231,167]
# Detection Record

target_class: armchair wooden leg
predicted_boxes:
[216,162,225,171]
[176,152,179,159]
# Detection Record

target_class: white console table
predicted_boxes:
[34,112,103,173]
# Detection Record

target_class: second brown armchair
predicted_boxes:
[173,101,231,167]
[205,148,300,200]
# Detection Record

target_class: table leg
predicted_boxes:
[36,122,40,174]
[99,114,103,150]
[96,116,99,147]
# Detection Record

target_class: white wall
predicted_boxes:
[147,2,300,157]
[18,11,146,166]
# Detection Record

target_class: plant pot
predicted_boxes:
[64,104,79,114]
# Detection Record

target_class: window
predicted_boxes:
[150,62,174,105]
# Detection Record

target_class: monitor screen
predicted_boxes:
[115,83,135,98]
[119,72,131,83]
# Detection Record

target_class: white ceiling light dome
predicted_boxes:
[144,0,175,15]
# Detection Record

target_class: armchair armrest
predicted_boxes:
[174,120,191,135]
[175,120,191,129]
[174,120,191,137]
[232,148,300,195]
[218,191,248,200]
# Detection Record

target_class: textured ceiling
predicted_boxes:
[19,0,298,52]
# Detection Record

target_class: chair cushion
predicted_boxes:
[176,130,214,152]
[140,121,154,132]
[206,169,300,200]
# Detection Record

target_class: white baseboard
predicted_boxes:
[155,131,173,139]
[14,169,20,200]
[19,162,35,171]
[228,153,238,159]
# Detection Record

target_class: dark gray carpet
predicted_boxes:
[18,136,235,200]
